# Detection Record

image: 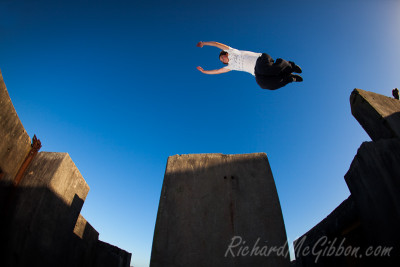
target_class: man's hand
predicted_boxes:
[196,41,204,48]
[197,66,205,73]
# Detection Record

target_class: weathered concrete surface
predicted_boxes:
[74,214,99,240]
[0,69,31,182]
[350,89,400,141]
[293,196,368,266]
[0,70,132,267]
[71,214,100,267]
[1,152,90,267]
[94,240,132,267]
[345,139,400,265]
[72,215,132,267]
[0,151,132,267]
[22,152,90,207]
[151,153,290,267]
[292,89,400,266]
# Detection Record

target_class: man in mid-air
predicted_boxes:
[196,41,303,90]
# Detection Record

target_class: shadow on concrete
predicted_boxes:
[384,111,400,139]
[293,196,370,267]
[0,180,95,267]
[151,153,290,267]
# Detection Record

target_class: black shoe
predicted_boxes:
[289,61,302,73]
[291,74,303,82]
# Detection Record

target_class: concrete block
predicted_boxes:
[74,214,99,240]
[71,214,100,267]
[1,152,90,267]
[350,89,400,141]
[345,139,400,265]
[151,153,290,267]
[0,69,31,182]
[93,240,132,267]
[0,70,132,267]
[293,196,368,266]
[20,152,90,207]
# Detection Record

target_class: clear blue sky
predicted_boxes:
[1,0,399,266]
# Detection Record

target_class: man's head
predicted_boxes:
[393,88,399,100]
[219,51,229,65]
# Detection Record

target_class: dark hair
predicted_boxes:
[219,51,228,65]
[393,88,399,100]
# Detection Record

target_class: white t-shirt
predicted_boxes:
[223,47,262,76]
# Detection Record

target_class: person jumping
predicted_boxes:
[196,41,303,90]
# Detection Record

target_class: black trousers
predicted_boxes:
[254,53,294,90]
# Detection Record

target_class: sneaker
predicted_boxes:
[289,61,302,73]
[292,74,303,82]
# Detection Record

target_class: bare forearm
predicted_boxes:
[200,41,230,50]
[197,66,230,75]
[202,69,225,74]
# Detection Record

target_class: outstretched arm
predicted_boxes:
[196,41,230,50]
[197,66,231,75]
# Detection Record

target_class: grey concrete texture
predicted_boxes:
[0,69,31,182]
[350,88,400,141]
[0,71,132,267]
[293,196,369,266]
[94,240,132,267]
[290,89,400,266]
[1,152,90,267]
[151,153,290,267]
[74,214,99,240]
[71,214,100,267]
[22,152,90,206]
[345,139,400,265]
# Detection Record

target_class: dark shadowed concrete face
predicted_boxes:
[345,139,400,264]
[94,240,132,267]
[0,152,90,267]
[293,196,371,267]
[350,89,400,141]
[0,70,131,267]
[151,153,290,267]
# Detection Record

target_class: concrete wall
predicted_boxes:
[294,196,367,267]
[151,153,290,267]
[1,152,89,267]
[344,139,400,265]
[0,69,131,267]
[293,89,400,266]
[94,240,132,267]
[0,69,31,183]
[348,89,400,265]
[350,88,400,141]
[1,151,132,267]
[71,214,100,267]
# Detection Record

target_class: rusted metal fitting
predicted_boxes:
[13,135,42,186]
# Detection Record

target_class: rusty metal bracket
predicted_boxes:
[13,135,42,187]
